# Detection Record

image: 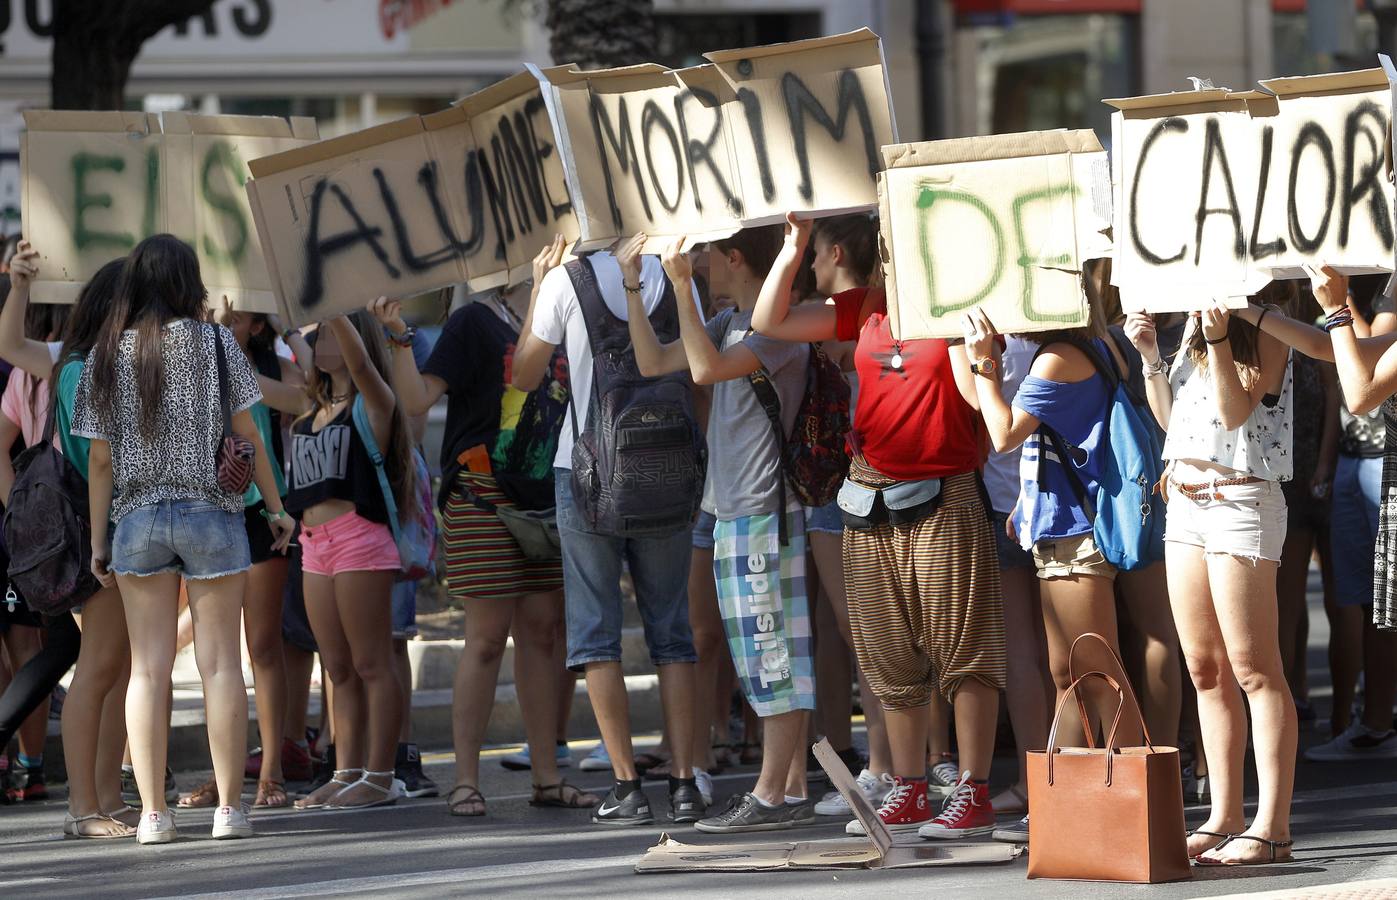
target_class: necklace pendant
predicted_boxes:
[890,352,903,370]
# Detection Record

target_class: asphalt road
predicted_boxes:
[1,728,1394,900]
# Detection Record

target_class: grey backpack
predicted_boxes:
[567,258,706,537]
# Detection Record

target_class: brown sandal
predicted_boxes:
[447,783,485,817]
[177,778,219,809]
[254,780,288,809]
[530,781,601,809]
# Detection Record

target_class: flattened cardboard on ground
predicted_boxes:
[878,129,1108,341]
[21,110,163,303]
[634,739,1020,873]
[160,112,318,313]
[531,29,896,252]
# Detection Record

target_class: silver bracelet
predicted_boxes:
[1142,357,1169,377]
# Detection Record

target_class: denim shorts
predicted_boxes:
[555,468,696,672]
[392,580,419,639]
[692,510,717,550]
[803,499,843,535]
[1331,454,1382,606]
[990,510,1033,571]
[112,499,251,580]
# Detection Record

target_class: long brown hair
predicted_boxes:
[88,235,208,442]
[298,311,418,515]
[1186,280,1299,373]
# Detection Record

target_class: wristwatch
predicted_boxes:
[970,357,997,377]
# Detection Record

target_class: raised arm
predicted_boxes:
[1232,302,1335,362]
[367,295,445,418]
[267,314,314,379]
[662,238,761,385]
[962,309,1037,450]
[511,234,568,392]
[751,213,838,343]
[1124,312,1174,430]
[618,233,688,377]
[326,315,396,447]
[0,242,63,376]
[1201,302,1287,431]
[1310,265,1397,415]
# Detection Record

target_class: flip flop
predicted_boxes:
[176,779,219,809]
[1186,829,1234,859]
[447,783,485,817]
[1195,834,1294,867]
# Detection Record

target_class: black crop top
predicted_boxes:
[284,404,390,525]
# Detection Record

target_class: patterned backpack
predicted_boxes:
[747,342,852,543]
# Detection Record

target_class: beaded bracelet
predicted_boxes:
[623,280,644,293]
[1324,307,1354,333]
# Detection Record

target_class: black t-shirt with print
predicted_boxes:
[421,302,516,473]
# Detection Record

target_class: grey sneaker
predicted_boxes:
[785,799,819,827]
[211,805,254,840]
[929,758,960,797]
[121,768,180,806]
[694,792,794,834]
[993,815,1029,843]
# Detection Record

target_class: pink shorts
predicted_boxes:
[299,510,401,578]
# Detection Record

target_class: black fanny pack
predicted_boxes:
[836,477,943,530]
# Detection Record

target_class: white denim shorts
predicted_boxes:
[1164,479,1288,563]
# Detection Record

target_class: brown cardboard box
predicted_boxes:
[634,739,1021,873]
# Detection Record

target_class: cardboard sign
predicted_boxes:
[533,28,897,252]
[247,73,577,325]
[20,110,316,307]
[879,130,1110,341]
[634,740,1021,873]
[1108,68,1395,311]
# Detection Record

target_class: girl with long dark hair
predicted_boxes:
[72,235,293,845]
[0,246,134,837]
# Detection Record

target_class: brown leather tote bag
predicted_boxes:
[1026,633,1191,883]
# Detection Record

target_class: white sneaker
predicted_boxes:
[579,743,612,772]
[1305,722,1397,762]
[137,809,177,845]
[815,768,885,816]
[211,805,254,840]
[695,769,714,807]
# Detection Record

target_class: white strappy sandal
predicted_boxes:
[325,770,405,810]
[294,768,364,810]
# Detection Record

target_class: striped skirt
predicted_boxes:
[842,463,1006,709]
[442,469,564,601]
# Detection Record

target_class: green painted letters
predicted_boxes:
[916,184,1005,317]
[72,153,135,252]
[200,141,250,266]
[1011,184,1082,324]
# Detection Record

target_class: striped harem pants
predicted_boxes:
[842,468,1006,709]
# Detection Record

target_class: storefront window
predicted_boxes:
[1272,11,1379,75]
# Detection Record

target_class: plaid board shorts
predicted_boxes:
[712,509,815,718]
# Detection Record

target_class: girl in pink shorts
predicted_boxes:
[285,312,418,811]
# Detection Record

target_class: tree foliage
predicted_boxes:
[50,0,218,110]
[545,0,655,71]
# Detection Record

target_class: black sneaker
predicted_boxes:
[668,777,706,824]
[592,783,653,826]
[394,743,439,798]
[993,815,1029,843]
[694,792,795,834]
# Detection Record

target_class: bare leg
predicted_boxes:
[687,546,723,772]
[117,572,183,815]
[243,557,289,783]
[283,642,314,747]
[392,639,411,742]
[301,573,365,807]
[452,596,515,793]
[927,696,953,759]
[95,658,131,814]
[1202,553,1296,864]
[2,626,49,760]
[1001,565,1050,794]
[1117,561,1183,746]
[1324,597,1363,736]
[1275,525,1313,703]
[1040,572,1139,746]
[1167,544,1247,858]
[63,587,130,830]
[186,572,252,809]
[751,709,805,804]
[884,704,930,779]
[813,583,854,750]
[512,591,565,788]
[325,570,400,804]
[586,661,637,779]
[656,662,695,779]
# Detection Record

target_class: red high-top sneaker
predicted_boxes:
[918,771,996,839]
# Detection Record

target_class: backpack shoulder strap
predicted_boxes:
[743,328,793,545]
[649,271,681,343]
[210,324,233,440]
[1038,425,1096,522]
[564,257,617,357]
[351,395,404,547]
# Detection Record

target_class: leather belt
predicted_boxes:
[1172,475,1262,501]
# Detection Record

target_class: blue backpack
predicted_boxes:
[1034,338,1166,572]
[352,396,437,581]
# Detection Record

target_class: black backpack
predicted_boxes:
[3,400,102,615]
[567,257,706,538]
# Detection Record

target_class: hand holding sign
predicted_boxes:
[8,241,39,291]
[532,234,568,286]
[960,308,999,365]
[615,232,647,286]
[1124,312,1160,363]
[367,296,406,335]
[783,212,813,251]
[1304,264,1348,315]
[661,237,692,283]
[1200,301,1232,344]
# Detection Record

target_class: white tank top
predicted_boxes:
[1161,320,1293,482]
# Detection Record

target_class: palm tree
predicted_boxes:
[545,0,656,70]
[50,0,219,109]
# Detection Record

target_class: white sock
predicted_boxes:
[755,794,782,809]
[785,795,806,805]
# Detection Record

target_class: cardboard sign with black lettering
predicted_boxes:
[20,110,317,307]
[879,130,1111,340]
[1108,69,1395,311]
[533,28,897,251]
[248,75,579,325]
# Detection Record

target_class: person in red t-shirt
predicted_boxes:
[752,213,1005,840]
